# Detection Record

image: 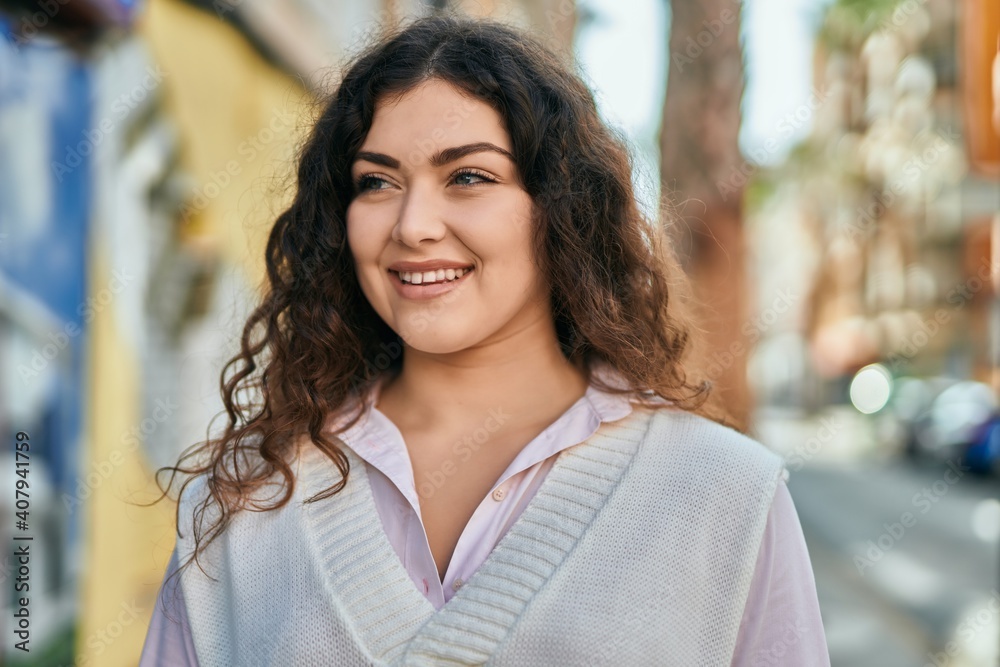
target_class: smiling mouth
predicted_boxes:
[390,267,474,285]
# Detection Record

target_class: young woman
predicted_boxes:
[139,14,830,666]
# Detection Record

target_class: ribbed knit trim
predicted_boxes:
[298,448,436,663]
[298,406,656,665]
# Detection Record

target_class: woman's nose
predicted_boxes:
[391,183,447,247]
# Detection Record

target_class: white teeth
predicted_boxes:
[397,267,471,285]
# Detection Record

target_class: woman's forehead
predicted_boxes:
[364,80,512,154]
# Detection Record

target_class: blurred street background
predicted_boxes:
[0,0,998,665]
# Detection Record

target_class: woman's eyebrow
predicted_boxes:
[353,142,515,170]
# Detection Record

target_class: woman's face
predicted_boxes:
[346,78,548,355]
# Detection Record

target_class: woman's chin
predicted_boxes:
[389,318,480,354]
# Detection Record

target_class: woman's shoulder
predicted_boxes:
[640,405,788,485]
[174,454,311,553]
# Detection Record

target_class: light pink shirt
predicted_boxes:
[139,370,830,666]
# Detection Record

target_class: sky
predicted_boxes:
[575,0,833,214]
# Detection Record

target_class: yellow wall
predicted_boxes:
[76,1,312,664]
[140,0,312,288]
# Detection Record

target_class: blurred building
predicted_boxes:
[744,0,999,422]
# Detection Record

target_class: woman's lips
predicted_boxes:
[388,267,474,300]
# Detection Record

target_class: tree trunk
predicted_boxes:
[659,0,751,429]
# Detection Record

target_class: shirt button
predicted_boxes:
[453,578,463,590]
[492,487,507,501]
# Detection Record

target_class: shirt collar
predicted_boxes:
[321,361,649,491]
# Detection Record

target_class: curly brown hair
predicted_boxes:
[148,12,733,595]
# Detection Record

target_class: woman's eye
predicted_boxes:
[355,170,494,193]
[356,175,389,192]
[452,170,495,186]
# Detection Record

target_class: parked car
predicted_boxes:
[887,376,954,459]
[912,380,998,464]
[963,411,1000,476]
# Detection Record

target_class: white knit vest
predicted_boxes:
[175,405,786,666]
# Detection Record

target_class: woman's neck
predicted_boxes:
[373,345,589,441]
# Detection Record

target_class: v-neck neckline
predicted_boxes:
[296,406,657,665]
